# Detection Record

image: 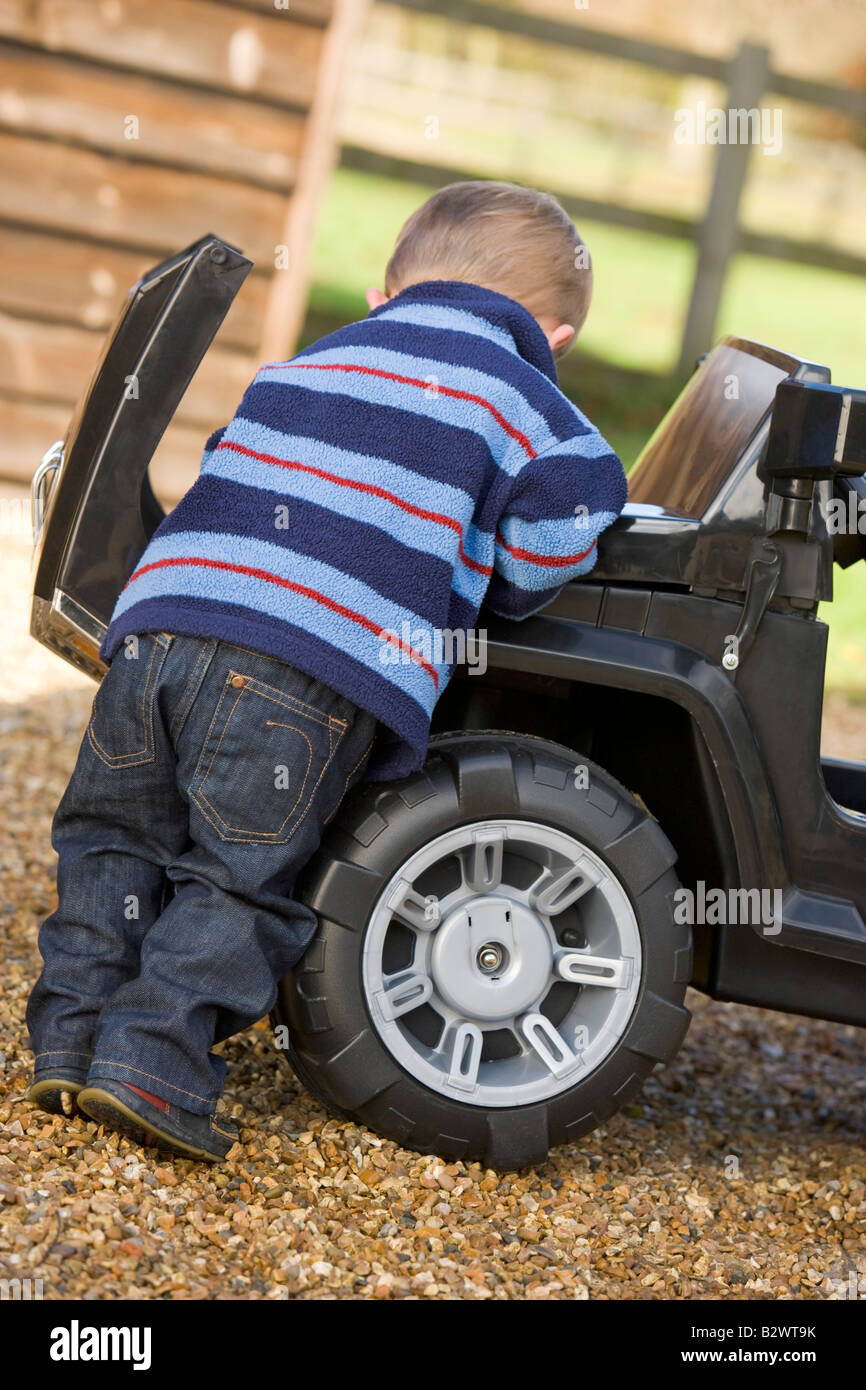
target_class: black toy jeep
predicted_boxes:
[30,236,866,1169]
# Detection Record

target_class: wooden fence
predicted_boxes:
[0,0,368,500]
[351,0,866,374]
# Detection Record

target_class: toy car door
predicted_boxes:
[30,234,252,680]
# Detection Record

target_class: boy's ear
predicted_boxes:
[547,322,576,358]
[365,287,389,311]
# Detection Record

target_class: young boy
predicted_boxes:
[27,181,628,1160]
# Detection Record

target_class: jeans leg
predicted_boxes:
[26,633,199,1079]
[87,645,379,1113]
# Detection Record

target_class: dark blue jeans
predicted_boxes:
[26,632,379,1114]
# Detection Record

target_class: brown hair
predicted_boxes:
[384,181,592,344]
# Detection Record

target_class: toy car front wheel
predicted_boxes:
[276,734,692,1169]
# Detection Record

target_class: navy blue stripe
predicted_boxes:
[445,592,479,633]
[507,450,628,523]
[204,425,227,452]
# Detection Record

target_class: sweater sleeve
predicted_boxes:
[484,428,627,620]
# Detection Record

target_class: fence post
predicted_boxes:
[677,41,771,376]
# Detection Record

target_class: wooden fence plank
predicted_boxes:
[738,230,866,279]
[388,0,866,123]
[768,70,866,123]
[207,0,334,23]
[0,132,286,261]
[0,224,268,349]
[261,0,372,359]
[340,144,698,239]
[0,0,324,106]
[390,0,728,80]
[0,394,206,505]
[0,46,304,188]
[0,312,257,426]
[678,42,771,374]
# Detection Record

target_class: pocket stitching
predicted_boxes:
[198,718,314,837]
[274,718,347,844]
[86,636,165,768]
[189,679,348,842]
[268,717,341,759]
[230,671,348,730]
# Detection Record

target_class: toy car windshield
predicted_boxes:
[628,338,801,516]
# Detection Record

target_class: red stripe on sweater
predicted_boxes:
[124,556,440,687]
[495,531,597,567]
[216,438,493,578]
[262,360,537,458]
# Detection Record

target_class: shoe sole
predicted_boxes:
[29,1079,84,1117]
[77,1086,228,1162]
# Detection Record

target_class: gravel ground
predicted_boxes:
[1,496,865,1301]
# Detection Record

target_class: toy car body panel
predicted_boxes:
[30,234,252,680]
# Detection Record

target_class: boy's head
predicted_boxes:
[367,181,592,360]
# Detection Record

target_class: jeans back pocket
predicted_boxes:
[86,632,173,768]
[189,670,348,843]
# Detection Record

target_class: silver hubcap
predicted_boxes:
[362,820,642,1108]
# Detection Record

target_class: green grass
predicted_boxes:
[821,563,866,698]
[304,167,866,694]
[308,170,421,320]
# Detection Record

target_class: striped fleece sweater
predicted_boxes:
[101,280,627,780]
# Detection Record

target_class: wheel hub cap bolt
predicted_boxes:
[477,943,504,974]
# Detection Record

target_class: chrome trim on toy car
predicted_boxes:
[31,439,65,547]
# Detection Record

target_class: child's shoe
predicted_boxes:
[77,1079,238,1162]
[29,1069,86,1117]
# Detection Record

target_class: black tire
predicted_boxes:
[275,733,692,1169]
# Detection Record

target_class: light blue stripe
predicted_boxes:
[290,342,555,439]
[538,431,619,461]
[370,302,521,358]
[495,510,617,591]
[461,520,495,573]
[496,547,598,591]
[498,508,618,560]
[118,567,437,712]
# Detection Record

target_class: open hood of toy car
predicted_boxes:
[30,234,252,680]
